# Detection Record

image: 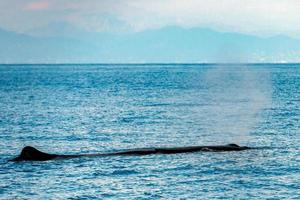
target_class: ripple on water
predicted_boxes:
[0,64,300,199]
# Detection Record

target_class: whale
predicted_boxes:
[10,144,251,162]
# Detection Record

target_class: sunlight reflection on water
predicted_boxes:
[0,64,299,199]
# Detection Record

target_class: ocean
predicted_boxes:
[0,64,299,199]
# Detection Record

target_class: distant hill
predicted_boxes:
[1,26,300,63]
[0,27,99,63]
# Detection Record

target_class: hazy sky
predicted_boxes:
[1,0,300,37]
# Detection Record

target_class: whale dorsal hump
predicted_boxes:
[13,146,57,161]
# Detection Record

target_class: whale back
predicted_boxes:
[10,144,252,162]
[227,143,240,147]
[11,146,58,161]
[227,143,250,150]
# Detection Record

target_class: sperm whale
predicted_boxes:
[10,144,252,162]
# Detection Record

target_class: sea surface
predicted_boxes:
[0,64,299,199]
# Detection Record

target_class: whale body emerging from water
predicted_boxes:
[10,144,251,162]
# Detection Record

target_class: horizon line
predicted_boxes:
[0,62,300,65]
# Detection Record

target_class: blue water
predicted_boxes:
[0,64,299,199]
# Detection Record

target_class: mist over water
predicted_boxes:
[0,64,299,199]
[202,65,272,144]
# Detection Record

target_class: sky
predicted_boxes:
[1,0,300,37]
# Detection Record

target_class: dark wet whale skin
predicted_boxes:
[10,144,251,162]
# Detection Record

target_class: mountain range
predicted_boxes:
[1,25,300,63]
